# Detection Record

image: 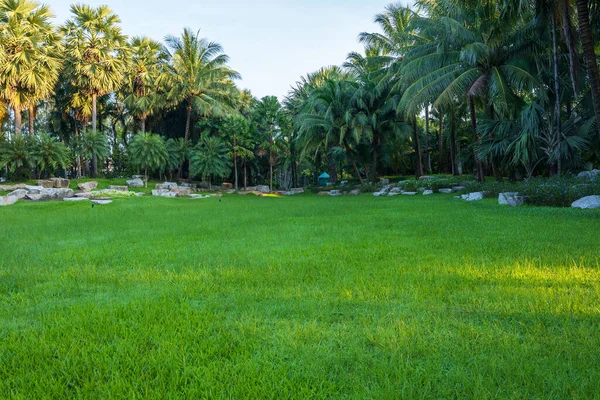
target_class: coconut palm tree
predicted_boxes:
[164,28,240,143]
[128,132,168,187]
[125,36,169,134]
[166,137,191,179]
[0,0,62,136]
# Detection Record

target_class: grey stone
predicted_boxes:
[329,190,342,196]
[256,185,270,193]
[108,185,128,191]
[126,178,144,188]
[64,197,89,202]
[25,185,44,194]
[38,179,55,188]
[349,189,361,195]
[187,194,211,199]
[8,189,28,199]
[77,181,98,192]
[438,188,454,194]
[402,192,418,195]
[290,188,305,194]
[452,186,466,192]
[577,169,600,180]
[26,193,50,201]
[75,192,94,199]
[462,192,484,201]
[152,189,169,197]
[0,184,27,191]
[571,195,600,210]
[390,187,402,194]
[499,192,524,207]
[41,188,74,200]
[161,191,178,198]
[91,200,113,205]
[155,182,178,190]
[51,178,70,188]
[423,190,434,195]
[170,187,193,196]
[0,196,18,206]
[417,187,426,193]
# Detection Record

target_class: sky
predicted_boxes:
[49,0,413,100]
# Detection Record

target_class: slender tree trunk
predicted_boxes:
[438,115,445,173]
[413,118,423,178]
[553,16,563,176]
[487,105,502,182]
[141,117,146,134]
[327,143,338,183]
[233,135,238,193]
[145,167,148,188]
[92,94,97,133]
[469,96,485,182]
[343,138,364,184]
[425,106,432,174]
[576,0,600,140]
[244,162,247,190]
[28,105,35,136]
[13,106,22,137]
[450,115,457,176]
[559,2,579,97]
[184,104,192,142]
[269,162,273,192]
[371,129,380,183]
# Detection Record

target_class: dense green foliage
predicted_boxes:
[0,195,598,397]
[1,0,599,188]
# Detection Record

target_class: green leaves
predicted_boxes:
[128,132,168,177]
[189,136,231,181]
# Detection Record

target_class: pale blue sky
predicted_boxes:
[49,0,413,99]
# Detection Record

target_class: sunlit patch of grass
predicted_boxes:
[0,195,599,398]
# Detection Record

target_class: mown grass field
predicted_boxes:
[1,194,599,398]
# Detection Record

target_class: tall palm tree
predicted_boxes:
[0,0,62,136]
[62,4,128,177]
[164,28,240,143]
[125,36,169,134]
[254,96,286,191]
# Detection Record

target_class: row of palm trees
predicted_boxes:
[286,0,600,183]
[1,0,600,186]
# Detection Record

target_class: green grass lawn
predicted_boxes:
[1,194,599,398]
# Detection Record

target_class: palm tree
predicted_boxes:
[0,0,62,136]
[222,115,252,192]
[254,96,287,191]
[189,136,231,189]
[0,135,33,177]
[33,133,70,178]
[164,28,240,144]
[125,36,169,134]
[165,137,191,179]
[128,132,168,187]
[79,129,109,178]
[62,4,128,177]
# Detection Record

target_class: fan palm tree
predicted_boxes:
[125,36,169,134]
[79,129,109,177]
[189,136,231,188]
[128,132,168,187]
[62,4,128,177]
[166,137,191,179]
[164,28,240,143]
[0,135,33,177]
[33,133,70,178]
[0,0,62,136]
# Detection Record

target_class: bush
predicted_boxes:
[521,176,600,207]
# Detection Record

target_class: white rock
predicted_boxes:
[187,194,211,199]
[152,189,169,196]
[75,192,94,198]
[462,192,484,201]
[571,195,600,210]
[499,192,524,207]
[77,181,98,192]
[64,197,90,202]
[390,187,402,194]
[402,192,417,195]
[256,185,270,193]
[423,190,434,195]
[26,193,51,201]
[0,196,18,206]
[577,170,600,180]
[155,182,178,190]
[161,191,178,198]
[8,189,28,199]
[438,188,454,194]
[25,185,44,194]
[126,178,144,188]
[41,188,75,200]
[329,190,342,196]
[91,200,113,205]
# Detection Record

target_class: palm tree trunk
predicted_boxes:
[576,0,600,140]
[13,106,22,137]
[438,115,444,173]
[371,130,380,183]
[244,162,247,190]
[450,115,457,176]
[28,105,35,136]
[233,138,238,193]
[269,162,273,192]
[469,96,484,183]
[487,105,503,182]
[425,106,432,174]
[413,118,423,178]
[92,94,97,133]
[552,16,563,176]
[343,138,364,185]
[184,104,192,142]
[92,153,98,178]
[559,2,579,97]
[141,117,146,134]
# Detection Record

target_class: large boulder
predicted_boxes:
[25,185,44,194]
[438,188,454,194]
[155,182,177,190]
[171,187,193,196]
[108,185,128,191]
[0,184,26,191]
[571,195,600,210]
[221,182,233,190]
[256,185,270,193]
[349,189,361,196]
[26,193,51,201]
[8,189,28,199]
[41,188,74,200]
[152,189,169,197]
[51,178,70,188]
[126,178,144,188]
[423,190,434,195]
[0,196,18,206]
[462,192,484,201]
[499,192,524,207]
[577,169,600,180]
[38,179,55,188]
[78,181,98,192]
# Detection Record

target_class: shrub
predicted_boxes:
[521,176,600,207]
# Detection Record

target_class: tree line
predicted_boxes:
[1,0,599,189]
